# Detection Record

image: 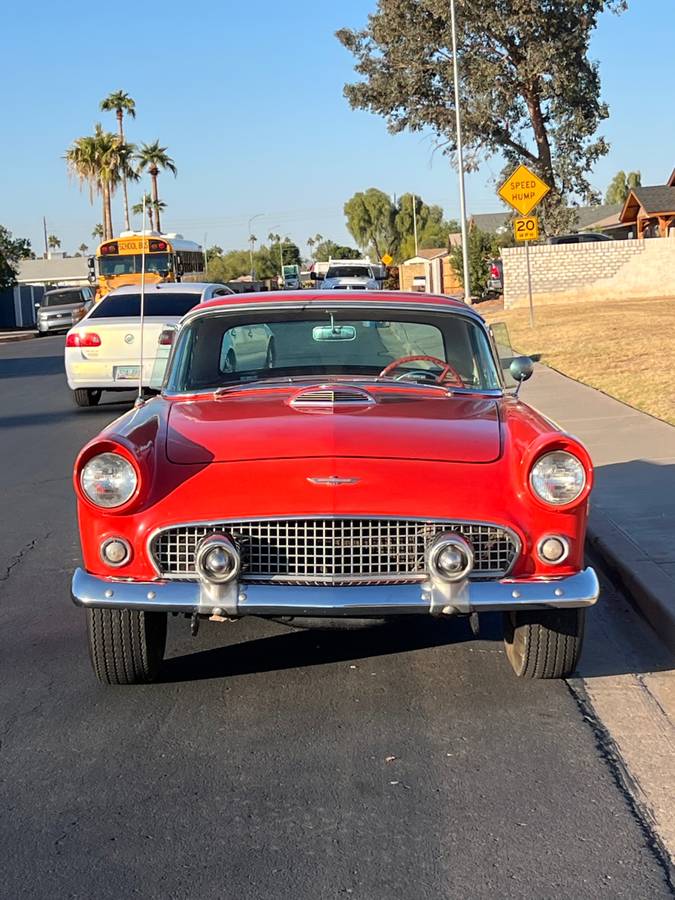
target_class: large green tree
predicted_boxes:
[338,1,625,233]
[65,124,137,239]
[0,226,33,290]
[605,170,641,205]
[100,90,136,230]
[135,142,177,233]
[395,193,459,259]
[344,188,397,259]
[314,240,362,262]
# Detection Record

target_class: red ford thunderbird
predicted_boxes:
[71,290,598,684]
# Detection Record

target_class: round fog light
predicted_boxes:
[428,534,474,582]
[537,536,569,564]
[100,538,130,567]
[204,547,235,578]
[195,535,240,584]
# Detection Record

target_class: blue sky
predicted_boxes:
[1,0,672,256]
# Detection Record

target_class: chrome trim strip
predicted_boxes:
[145,515,523,580]
[71,566,600,616]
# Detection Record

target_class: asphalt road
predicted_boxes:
[0,335,671,899]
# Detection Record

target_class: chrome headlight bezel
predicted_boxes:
[529,451,587,506]
[80,452,138,509]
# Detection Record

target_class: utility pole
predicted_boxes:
[450,0,471,303]
[42,217,49,259]
[412,194,419,256]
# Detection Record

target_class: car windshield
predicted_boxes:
[166,309,502,393]
[41,291,83,307]
[98,253,171,276]
[89,292,201,319]
[325,266,372,279]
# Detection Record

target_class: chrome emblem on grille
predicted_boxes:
[124,334,134,344]
[307,476,360,486]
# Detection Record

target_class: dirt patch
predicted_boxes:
[483,297,675,426]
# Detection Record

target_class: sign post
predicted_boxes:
[498,164,550,327]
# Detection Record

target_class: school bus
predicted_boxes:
[89,231,206,299]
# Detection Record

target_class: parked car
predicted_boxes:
[36,286,94,334]
[70,289,598,685]
[64,282,231,408]
[547,232,613,244]
[318,262,381,291]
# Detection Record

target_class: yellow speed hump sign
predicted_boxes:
[498,164,550,216]
[514,216,539,242]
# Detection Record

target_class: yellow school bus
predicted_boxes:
[90,231,206,299]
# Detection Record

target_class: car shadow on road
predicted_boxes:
[0,401,136,429]
[158,613,503,683]
[0,355,64,379]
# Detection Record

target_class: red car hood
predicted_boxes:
[166,389,502,464]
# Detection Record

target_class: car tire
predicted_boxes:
[86,608,167,685]
[73,388,101,407]
[503,608,585,679]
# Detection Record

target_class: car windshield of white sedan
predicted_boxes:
[167,310,502,392]
[88,292,200,318]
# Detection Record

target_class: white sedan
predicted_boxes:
[65,282,232,407]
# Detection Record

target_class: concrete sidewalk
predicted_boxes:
[522,365,675,650]
[0,330,37,343]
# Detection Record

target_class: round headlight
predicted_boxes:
[530,451,586,505]
[81,452,138,508]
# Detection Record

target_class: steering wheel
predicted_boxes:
[379,355,464,386]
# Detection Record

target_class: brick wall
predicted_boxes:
[502,236,675,308]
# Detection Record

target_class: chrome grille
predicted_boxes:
[150,518,519,584]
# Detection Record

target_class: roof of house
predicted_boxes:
[573,203,622,230]
[470,212,511,233]
[409,248,449,261]
[17,257,89,284]
[621,186,675,219]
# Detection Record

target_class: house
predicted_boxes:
[618,173,675,238]
[399,242,463,295]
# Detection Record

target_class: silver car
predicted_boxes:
[36,287,94,334]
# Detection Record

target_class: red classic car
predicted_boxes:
[71,290,598,684]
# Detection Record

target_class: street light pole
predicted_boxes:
[248,213,264,280]
[412,194,419,257]
[450,0,471,303]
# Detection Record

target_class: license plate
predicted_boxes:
[114,366,141,381]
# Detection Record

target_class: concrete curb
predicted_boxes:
[587,508,675,653]
[0,332,38,344]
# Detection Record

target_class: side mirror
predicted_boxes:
[175,254,184,277]
[509,356,534,383]
[87,257,95,271]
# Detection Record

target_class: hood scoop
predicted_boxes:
[288,384,376,410]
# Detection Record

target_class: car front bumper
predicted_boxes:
[71,567,599,618]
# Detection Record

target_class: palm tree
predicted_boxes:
[91,224,103,241]
[100,91,136,230]
[135,142,177,233]
[79,243,89,255]
[66,125,136,240]
[132,193,155,231]
[48,234,61,250]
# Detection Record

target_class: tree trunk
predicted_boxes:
[118,111,131,232]
[150,168,161,232]
[102,183,114,240]
[524,84,554,185]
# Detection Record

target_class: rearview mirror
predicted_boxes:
[509,356,534,383]
[312,324,356,342]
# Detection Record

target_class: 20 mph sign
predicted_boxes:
[498,164,550,216]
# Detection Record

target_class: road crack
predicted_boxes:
[0,532,52,583]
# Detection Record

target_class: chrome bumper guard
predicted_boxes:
[71,567,599,617]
